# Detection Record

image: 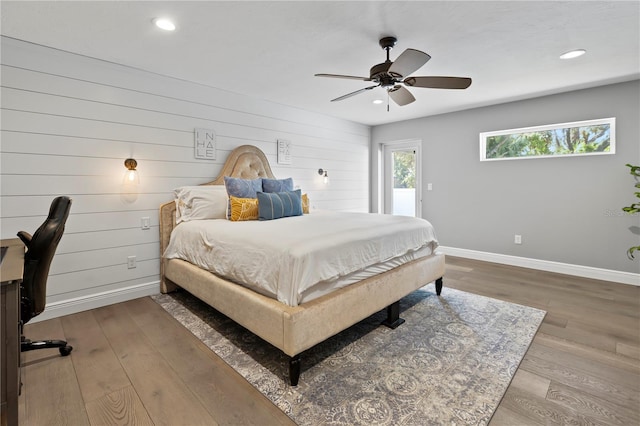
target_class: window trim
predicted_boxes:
[479,117,615,162]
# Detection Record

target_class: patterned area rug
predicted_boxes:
[152,285,545,425]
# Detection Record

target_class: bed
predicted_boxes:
[159,145,445,386]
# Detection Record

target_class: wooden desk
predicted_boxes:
[1,238,23,426]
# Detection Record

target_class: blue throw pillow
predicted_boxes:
[257,189,303,220]
[262,177,294,193]
[224,176,262,198]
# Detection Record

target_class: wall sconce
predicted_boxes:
[318,168,329,184]
[124,158,139,184]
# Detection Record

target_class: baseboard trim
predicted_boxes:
[30,281,160,323]
[439,246,639,286]
[26,250,640,323]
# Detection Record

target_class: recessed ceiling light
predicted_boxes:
[560,49,586,59]
[153,18,176,31]
[372,99,384,105]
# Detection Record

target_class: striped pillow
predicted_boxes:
[257,189,303,220]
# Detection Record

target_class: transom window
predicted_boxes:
[480,117,615,161]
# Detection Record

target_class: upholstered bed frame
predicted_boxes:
[159,145,445,385]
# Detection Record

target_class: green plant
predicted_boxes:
[622,163,640,259]
[393,151,416,189]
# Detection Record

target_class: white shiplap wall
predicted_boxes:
[0,36,371,321]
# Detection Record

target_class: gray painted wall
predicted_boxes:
[372,80,640,274]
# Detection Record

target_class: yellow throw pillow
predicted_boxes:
[229,196,259,221]
[302,193,310,214]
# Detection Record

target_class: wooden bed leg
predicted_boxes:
[289,354,301,386]
[435,277,443,295]
[381,301,405,329]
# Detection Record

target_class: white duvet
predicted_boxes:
[163,210,439,306]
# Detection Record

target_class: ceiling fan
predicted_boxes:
[315,36,472,107]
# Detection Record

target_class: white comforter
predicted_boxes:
[163,210,439,306]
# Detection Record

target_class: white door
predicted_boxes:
[383,141,422,217]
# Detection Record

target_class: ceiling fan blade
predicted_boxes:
[388,48,431,78]
[404,76,472,89]
[315,73,372,81]
[388,85,415,106]
[330,85,379,102]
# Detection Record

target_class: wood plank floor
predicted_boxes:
[18,257,639,425]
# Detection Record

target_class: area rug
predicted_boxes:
[152,285,545,425]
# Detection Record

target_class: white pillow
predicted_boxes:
[174,185,228,223]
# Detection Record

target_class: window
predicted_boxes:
[480,117,615,161]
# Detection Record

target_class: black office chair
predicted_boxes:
[18,196,73,356]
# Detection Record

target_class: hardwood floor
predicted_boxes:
[18,257,639,425]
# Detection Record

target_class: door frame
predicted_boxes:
[382,139,422,217]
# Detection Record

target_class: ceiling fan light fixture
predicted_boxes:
[315,37,471,108]
[153,18,176,31]
[560,49,586,59]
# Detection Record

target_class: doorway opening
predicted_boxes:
[383,140,421,217]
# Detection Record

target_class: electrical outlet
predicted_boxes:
[141,217,150,230]
[427,183,433,191]
[127,256,137,269]
[514,235,522,245]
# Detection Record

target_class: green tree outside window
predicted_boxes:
[393,151,415,189]
[480,118,615,161]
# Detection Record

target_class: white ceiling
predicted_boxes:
[2,1,639,126]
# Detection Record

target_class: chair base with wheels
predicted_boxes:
[21,336,73,356]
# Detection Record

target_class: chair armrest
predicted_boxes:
[17,231,32,248]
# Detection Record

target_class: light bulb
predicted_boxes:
[560,49,586,59]
[153,18,176,31]
[123,158,139,184]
